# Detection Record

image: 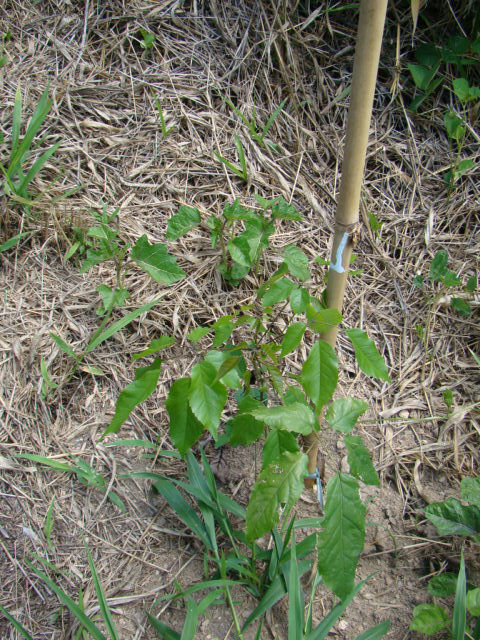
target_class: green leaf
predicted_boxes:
[452,554,466,640]
[283,244,310,281]
[86,298,163,353]
[408,63,438,91]
[318,473,366,600]
[0,604,34,639]
[428,573,458,596]
[461,477,480,507]
[430,249,449,281]
[346,329,391,382]
[212,318,235,347]
[451,297,471,317]
[147,612,181,639]
[261,278,296,306]
[467,588,480,616]
[0,231,30,253]
[271,197,302,221]
[50,333,78,360]
[132,336,175,360]
[325,397,368,433]
[229,410,265,447]
[300,340,338,410]
[353,621,390,640]
[96,285,129,314]
[280,322,306,357]
[368,212,383,234]
[85,544,119,640]
[413,274,424,288]
[166,378,204,456]
[262,430,299,469]
[188,361,227,439]
[246,451,308,541]
[205,350,243,389]
[305,306,342,334]
[344,435,379,486]
[425,498,480,538]
[466,275,477,293]
[24,560,107,640]
[131,235,185,284]
[288,533,304,640]
[410,604,449,634]
[247,403,315,435]
[444,110,465,141]
[101,358,162,438]
[186,327,210,342]
[166,206,201,241]
[290,287,310,314]
[452,77,470,103]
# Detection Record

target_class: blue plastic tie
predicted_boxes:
[306,467,324,510]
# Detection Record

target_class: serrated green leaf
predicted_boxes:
[289,287,310,314]
[132,336,175,360]
[187,327,211,342]
[325,397,368,433]
[300,340,338,409]
[166,378,204,456]
[262,430,299,469]
[248,403,315,435]
[271,197,302,221]
[283,244,310,282]
[410,604,449,634]
[101,358,162,438]
[466,275,477,293]
[257,264,289,298]
[346,329,391,382]
[205,350,244,389]
[425,498,480,538]
[318,473,365,600]
[212,318,235,347]
[96,285,129,314]
[261,278,296,306]
[188,361,227,439]
[466,588,480,616]
[306,306,342,334]
[280,322,306,357]
[131,235,185,284]
[451,297,471,317]
[166,205,201,241]
[344,435,379,486]
[246,451,307,541]
[428,573,458,596]
[408,63,438,91]
[229,405,265,447]
[461,477,480,507]
[430,250,449,281]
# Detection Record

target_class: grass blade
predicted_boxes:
[0,231,30,253]
[24,559,107,640]
[50,332,78,359]
[288,531,304,640]
[452,553,466,640]
[180,599,199,640]
[260,98,287,142]
[214,151,245,180]
[11,85,22,157]
[13,453,72,472]
[86,298,162,353]
[85,543,119,640]
[147,612,181,639]
[234,134,247,181]
[0,604,34,639]
[353,620,390,639]
[17,141,61,195]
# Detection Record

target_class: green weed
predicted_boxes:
[215,133,248,182]
[154,98,175,138]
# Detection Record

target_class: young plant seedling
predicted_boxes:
[214,133,248,182]
[221,93,287,151]
[154,98,175,139]
[139,28,155,51]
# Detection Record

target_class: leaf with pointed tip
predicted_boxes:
[283,244,310,282]
[289,287,310,314]
[246,451,307,541]
[346,329,391,382]
[344,435,379,486]
[262,430,299,470]
[247,403,315,435]
[318,473,365,600]
[461,476,480,507]
[271,197,302,221]
[425,498,480,539]
[325,397,368,433]
[132,336,175,360]
[166,206,201,241]
[188,361,227,439]
[260,278,296,306]
[306,306,342,334]
[50,333,78,360]
[166,378,204,456]
[101,358,162,438]
[187,327,211,342]
[205,350,244,389]
[280,322,306,358]
[131,235,185,284]
[300,340,338,409]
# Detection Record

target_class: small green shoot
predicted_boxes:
[154,98,175,138]
[215,134,248,182]
[139,29,155,51]
[222,93,287,150]
[44,496,55,551]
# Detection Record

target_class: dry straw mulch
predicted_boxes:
[0,1,479,638]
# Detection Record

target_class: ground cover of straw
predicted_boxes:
[0,1,479,638]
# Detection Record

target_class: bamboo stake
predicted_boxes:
[305,0,388,486]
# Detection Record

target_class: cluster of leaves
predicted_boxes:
[407,34,480,188]
[410,476,480,637]
[413,248,477,319]
[165,196,304,284]
[102,196,391,602]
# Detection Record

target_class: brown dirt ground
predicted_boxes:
[0,1,479,639]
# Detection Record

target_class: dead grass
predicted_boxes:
[0,1,479,638]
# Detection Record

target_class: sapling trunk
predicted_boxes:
[305,0,388,485]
